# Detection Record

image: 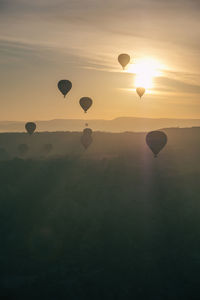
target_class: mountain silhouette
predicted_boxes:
[1,117,200,132]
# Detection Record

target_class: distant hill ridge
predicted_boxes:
[1,117,200,132]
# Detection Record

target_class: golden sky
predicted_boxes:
[0,0,200,121]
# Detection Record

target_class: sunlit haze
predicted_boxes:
[126,58,163,93]
[1,0,200,121]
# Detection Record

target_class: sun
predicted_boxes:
[126,57,163,91]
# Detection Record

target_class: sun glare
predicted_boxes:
[126,58,163,91]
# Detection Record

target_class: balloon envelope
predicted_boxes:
[136,87,146,98]
[58,80,72,98]
[81,134,93,149]
[118,54,130,69]
[83,128,92,136]
[79,97,93,113]
[146,131,167,157]
[25,122,36,135]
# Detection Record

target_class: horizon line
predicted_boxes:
[1,116,200,123]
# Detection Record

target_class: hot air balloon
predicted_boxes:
[118,54,130,70]
[136,87,146,98]
[81,134,93,149]
[83,128,92,136]
[58,80,72,98]
[146,131,167,158]
[18,144,29,157]
[79,97,93,113]
[25,122,36,135]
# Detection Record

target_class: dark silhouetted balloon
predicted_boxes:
[118,54,130,70]
[43,144,53,155]
[25,122,36,135]
[146,131,167,157]
[83,128,92,136]
[136,87,146,98]
[81,134,93,149]
[79,97,93,113]
[18,144,29,156]
[85,123,88,127]
[81,128,93,149]
[58,80,72,98]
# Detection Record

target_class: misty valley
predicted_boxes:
[0,128,200,299]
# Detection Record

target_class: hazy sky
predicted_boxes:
[0,0,200,121]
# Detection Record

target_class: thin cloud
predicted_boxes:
[1,0,200,120]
